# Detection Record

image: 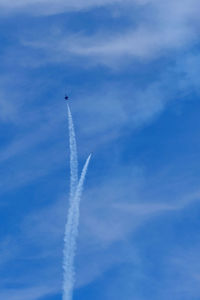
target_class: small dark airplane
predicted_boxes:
[65,95,69,100]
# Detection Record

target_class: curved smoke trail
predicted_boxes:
[63,104,91,300]
[63,155,91,300]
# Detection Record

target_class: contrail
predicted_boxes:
[63,155,91,300]
[63,104,91,300]
[67,104,78,201]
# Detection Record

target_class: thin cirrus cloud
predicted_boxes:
[0,0,134,15]
[16,0,200,67]
[0,286,58,300]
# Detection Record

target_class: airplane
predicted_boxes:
[65,95,69,100]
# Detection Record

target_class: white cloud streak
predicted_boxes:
[0,0,135,15]
[17,0,200,67]
[0,286,57,300]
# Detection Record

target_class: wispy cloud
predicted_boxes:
[0,286,58,300]
[0,0,135,15]
[164,244,200,299]
[18,0,200,67]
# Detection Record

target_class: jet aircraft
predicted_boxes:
[65,95,69,100]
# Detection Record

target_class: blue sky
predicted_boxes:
[0,1,200,299]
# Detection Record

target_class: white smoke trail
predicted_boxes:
[63,154,91,300]
[63,104,91,300]
[67,104,78,201]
